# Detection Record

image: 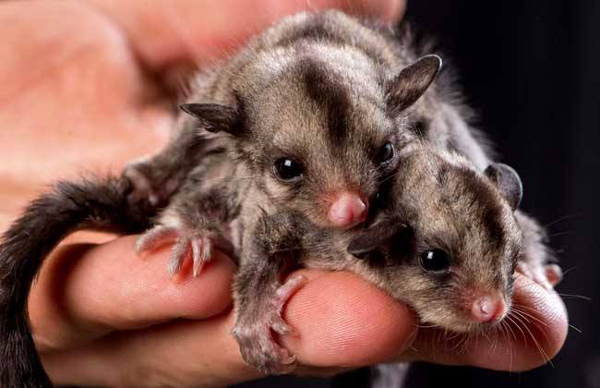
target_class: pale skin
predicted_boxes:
[0,0,568,386]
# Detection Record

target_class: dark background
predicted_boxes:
[403,0,599,386]
[237,0,600,386]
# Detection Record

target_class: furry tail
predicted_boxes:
[0,176,155,387]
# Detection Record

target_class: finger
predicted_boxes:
[29,235,236,352]
[85,0,406,74]
[281,270,417,370]
[42,269,417,387]
[401,272,568,371]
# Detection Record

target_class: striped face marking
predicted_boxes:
[240,52,402,228]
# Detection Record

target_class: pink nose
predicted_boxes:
[470,294,507,323]
[328,192,368,228]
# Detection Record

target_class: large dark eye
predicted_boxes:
[273,158,303,181]
[377,142,395,164]
[420,249,451,273]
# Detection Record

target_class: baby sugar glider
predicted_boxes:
[135,141,526,375]
[130,17,444,231]
[0,9,561,387]
[125,10,560,288]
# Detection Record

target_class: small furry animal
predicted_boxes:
[135,141,526,374]
[0,10,561,386]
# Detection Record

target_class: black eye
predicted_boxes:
[273,158,303,181]
[378,142,395,163]
[420,249,451,273]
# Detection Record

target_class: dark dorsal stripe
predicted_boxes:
[274,15,348,48]
[272,13,396,68]
[296,57,352,148]
[455,167,507,250]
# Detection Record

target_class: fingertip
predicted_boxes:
[504,273,569,370]
[281,270,417,368]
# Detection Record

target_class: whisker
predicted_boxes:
[511,311,553,367]
[511,307,549,328]
[568,324,583,334]
[505,314,527,343]
[501,318,516,342]
[544,212,582,229]
[504,321,516,372]
[547,231,573,238]
[560,266,579,277]
[557,293,592,301]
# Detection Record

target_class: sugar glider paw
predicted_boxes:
[232,276,307,375]
[136,225,215,277]
[516,262,563,290]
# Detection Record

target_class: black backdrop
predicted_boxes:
[237,1,600,387]
[402,0,599,386]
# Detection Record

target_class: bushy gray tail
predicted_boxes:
[0,176,155,387]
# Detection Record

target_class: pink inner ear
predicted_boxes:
[327,192,368,228]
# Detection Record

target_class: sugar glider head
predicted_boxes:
[181,53,442,229]
[347,146,524,333]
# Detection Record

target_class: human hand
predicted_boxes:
[0,0,567,386]
[32,237,567,387]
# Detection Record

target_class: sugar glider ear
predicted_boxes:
[347,221,406,259]
[484,163,523,210]
[387,55,442,115]
[347,233,378,259]
[180,103,243,136]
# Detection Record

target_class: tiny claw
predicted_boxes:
[271,321,291,336]
[284,324,299,338]
[202,237,213,263]
[167,237,191,276]
[167,260,182,278]
[276,275,308,302]
[134,238,146,255]
[135,226,178,255]
[191,236,213,277]
[279,350,296,365]
[191,238,203,277]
